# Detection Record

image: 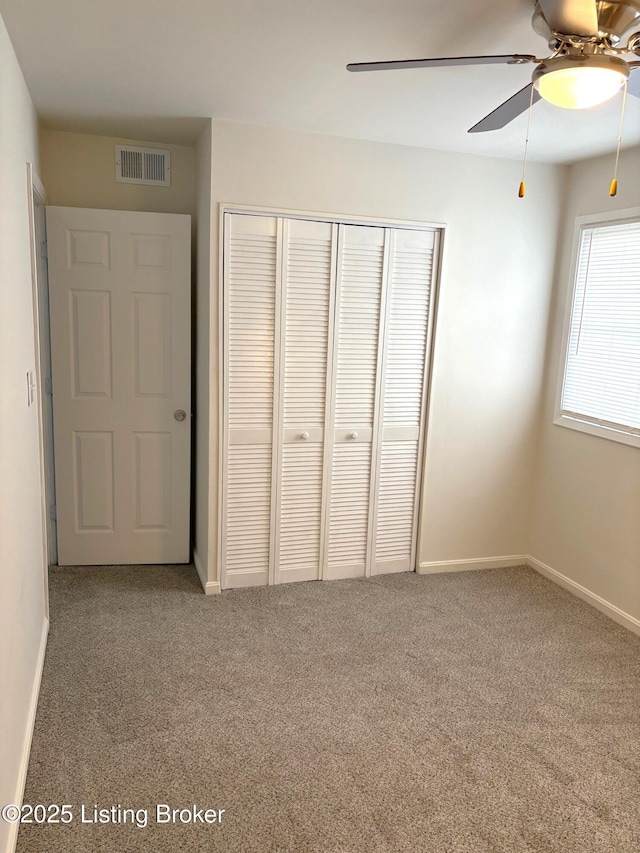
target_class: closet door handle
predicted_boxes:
[348,431,358,441]
[300,431,309,441]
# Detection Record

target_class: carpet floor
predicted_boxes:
[16,565,640,853]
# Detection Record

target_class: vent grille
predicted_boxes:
[115,145,171,186]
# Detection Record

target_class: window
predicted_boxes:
[556,211,640,448]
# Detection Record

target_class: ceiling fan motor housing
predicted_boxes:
[533,51,629,81]
[533,0,640,45]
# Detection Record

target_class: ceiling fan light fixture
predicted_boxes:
[533,55,629,109]
[537,66,626,108]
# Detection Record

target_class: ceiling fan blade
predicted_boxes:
[468,84,542,133]
[346,54,537,72]
[628,65,640,98]
[536,0,599,36]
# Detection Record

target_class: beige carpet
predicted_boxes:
[16,565,640,852]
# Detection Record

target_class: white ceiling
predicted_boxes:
[1,0,639,163]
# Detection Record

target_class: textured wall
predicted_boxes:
[206,119,564,580]
[39,129,195,217]
[530,145,640,623]
[0,14,47,853]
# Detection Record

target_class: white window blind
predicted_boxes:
[561,218,640,438]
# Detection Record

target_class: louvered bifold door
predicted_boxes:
[273,219,336,584]
[369,228,436,575]
[222,214,279,589]
[324,224,386,580]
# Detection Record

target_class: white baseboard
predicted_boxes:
[527,556,640,637]
[6,617,49,853]
[223,570,268,589]
[417,555,527,575]
[193,549,220,595]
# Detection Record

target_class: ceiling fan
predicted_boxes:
[347,0,640,132]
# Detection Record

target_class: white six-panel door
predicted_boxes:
[47,207,191,566]
[221,212,438,590]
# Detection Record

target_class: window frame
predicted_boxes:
[554,206,640,450]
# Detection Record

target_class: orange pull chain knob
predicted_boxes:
[518,181,526,198]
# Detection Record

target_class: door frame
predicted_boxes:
[26,163,53,616]
[217,203,447,589]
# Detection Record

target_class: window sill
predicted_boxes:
[553,413,640,450]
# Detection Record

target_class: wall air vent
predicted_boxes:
[115,145,171,186]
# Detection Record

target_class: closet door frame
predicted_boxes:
[217,204,445,590]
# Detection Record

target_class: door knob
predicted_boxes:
[174,409,187,422]
[349,431,358,440]
[300,431,309,441]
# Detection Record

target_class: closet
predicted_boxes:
[221,211,439,589]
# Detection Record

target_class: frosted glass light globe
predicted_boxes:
[534,63,627,110]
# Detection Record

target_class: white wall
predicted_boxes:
[194,121,215,590]
[530,144,640,626]
[205,119,564,582]
[39,129,195,217]
[0,15,48,853]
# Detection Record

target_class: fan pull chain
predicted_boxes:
[610,79,628,197]
[518,84,536,198]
